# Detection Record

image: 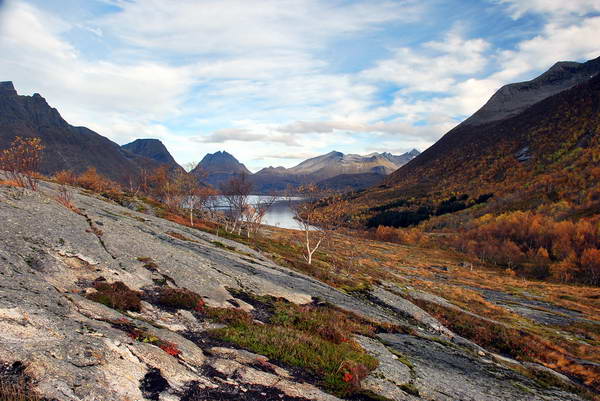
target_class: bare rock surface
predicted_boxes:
[378,333,583,401]
[0,180,586,400]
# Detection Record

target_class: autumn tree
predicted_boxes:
[0,136,44,190]
[77,167,119,193]
[148,165,181,210]
[220,173,252,235]
[243,194,277,238]
[290,184,347,265]
[175,165,217,226]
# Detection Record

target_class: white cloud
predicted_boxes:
[362,30,490,93]
[99,0,423,55]
[192,128,299,146]
[493,17,600,82]
[498,0,600,19]
[0,1,192,145]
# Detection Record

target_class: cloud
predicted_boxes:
[0,1,192,141]
[362,29,490,93]
[254,151,321,161]
[492,16,600,82]
[497,0,600,19]
[193,127,301,146]
[99,0,423,55]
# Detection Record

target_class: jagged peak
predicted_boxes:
[0,81,17,96]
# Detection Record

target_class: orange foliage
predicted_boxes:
[450,211,600,285]
[76,167,121,194]
[373,225,425,245]
[53,170,78,186]
[0,136,44,190]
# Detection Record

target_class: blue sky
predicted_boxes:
[1,0,599,171]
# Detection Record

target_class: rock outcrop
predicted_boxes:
[0,178,586,400]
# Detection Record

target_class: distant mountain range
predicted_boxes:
[192,149,420,192]
[1,82,412,192]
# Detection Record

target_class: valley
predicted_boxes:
[1,45,600,401]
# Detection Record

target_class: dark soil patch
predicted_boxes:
[180,381,310,401]
[225,288,277,323]
[140,368,170,400]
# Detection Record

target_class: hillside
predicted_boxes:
[353,58,600,217]
[340,57,600,289]
[0,178,595,400]
[0,82,162,183]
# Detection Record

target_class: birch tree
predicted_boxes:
[290,185,346,265]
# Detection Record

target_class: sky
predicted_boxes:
[0,0,599,171]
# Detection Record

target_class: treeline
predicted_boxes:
[450,211,600,286]
[366,193,493,228]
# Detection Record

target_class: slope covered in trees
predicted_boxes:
[346,60,600,286]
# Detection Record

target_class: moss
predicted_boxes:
[387,348,414,369]
[399,383,420,396]
[211,241,237,251]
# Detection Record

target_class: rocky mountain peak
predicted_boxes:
[463,56,600,126]
[121,138,181,170]
[191,150,251,186]
[0,81,17,96]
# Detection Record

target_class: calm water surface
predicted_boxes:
[216,195,304,230]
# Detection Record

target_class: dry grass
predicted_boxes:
[87,281,142,312]
[0,382,42,401]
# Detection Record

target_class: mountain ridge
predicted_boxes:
[0,81,163,183]
[121,138,182,171]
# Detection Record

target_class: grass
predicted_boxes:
[214,324,377,396]
[0,383,42,401]
[204,295,387,397]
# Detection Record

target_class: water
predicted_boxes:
[215,195,305,230]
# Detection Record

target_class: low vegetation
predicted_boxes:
[86,281,142,312]
[156,287,205,312]
[110,318,181,357]
[206,297,385,397]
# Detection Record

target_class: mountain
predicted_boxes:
[0,81,161,183]
[463,57,600,126]
[251,149,420,193]
[285,150,419,179]
[191,150,252,188]
[121,138,182,170]
[349,56,600,225]
[191,149,419,193]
